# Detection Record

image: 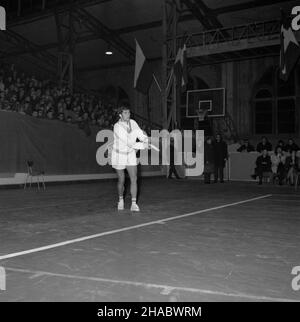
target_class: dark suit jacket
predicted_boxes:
[213,140,228,167]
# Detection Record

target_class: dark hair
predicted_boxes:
[277,140,284,145]
[117,104,130,115]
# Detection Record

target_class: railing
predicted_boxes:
[178,19,281,48]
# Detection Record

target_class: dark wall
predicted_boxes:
[0,111,107,174]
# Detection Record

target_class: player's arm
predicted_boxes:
[132,120,150,148]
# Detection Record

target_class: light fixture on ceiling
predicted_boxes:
[105,45,113,55]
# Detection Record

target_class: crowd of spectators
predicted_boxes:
[244,136,300,186]
[0,63,132,136]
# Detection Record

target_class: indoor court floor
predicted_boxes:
[0,177,299,302]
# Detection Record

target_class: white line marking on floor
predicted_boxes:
[5,266,298,302]
[0,194,272,260]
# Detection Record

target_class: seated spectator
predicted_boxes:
[252,149,272,185]
[18,105,26,115]
[271,146,286,185]
[237,138,255,152]
[275,139,285,152]
[24,100,32,115]
[285,150,300,185]
[65,107,77,121]
[284,138,299,154]
[77,115,83,128]
[38,109,44,118]
[0,78,5,94]
[58,113,65,122]
[46,110,54,120]
[96,117,104,129]
[256,136,272,153]
[66,116,73,124]
[103,120,110,129]
[82,111,90,122]
[77,113,91,136]
[14,102,21,112]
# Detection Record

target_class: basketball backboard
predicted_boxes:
[186,88,225,118]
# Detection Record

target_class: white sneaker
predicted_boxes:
[117,199,124,211]
[130,203,140,212]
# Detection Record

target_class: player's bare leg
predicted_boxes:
[116,169,125,210]
[126,165,139,212]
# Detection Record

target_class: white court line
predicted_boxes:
[5,266,298,302]
[0,194,272,261]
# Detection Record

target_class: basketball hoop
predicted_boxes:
[196,109,208,121]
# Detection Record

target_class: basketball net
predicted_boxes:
[196,109,208,121]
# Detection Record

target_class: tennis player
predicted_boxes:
[112,105,149,212]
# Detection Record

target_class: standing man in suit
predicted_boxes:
[168,137,181,179]
[213,133,228,183]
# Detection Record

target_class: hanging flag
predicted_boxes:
[280,10,300,81]
[134,40,153,94]
[174,43,188,90]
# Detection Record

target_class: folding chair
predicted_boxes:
[24,161,46,190]
[262,171,272,183]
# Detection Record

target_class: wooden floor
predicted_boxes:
[0,178,299,302]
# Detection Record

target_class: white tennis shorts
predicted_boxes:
[111,150,137,170]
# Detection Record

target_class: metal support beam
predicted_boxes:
[54,7,77,93]
[181,0,223,29]
[214,0,296,15]
[186,19,281,56]
[72,7,135,61]
[4,0,294,58]
[162,0,181,130]
[7,0,292,29]
[0,29,57,76]
[7,0,113,27]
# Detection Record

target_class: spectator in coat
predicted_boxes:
[271,146,286,185]
[285,150,300,185]
[256,136,272,153]
[252,149,272,185]
[284,138,299,154]
[213,133,228,183]
[204,137,214,183]
[168,137,181,179]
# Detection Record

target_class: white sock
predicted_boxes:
[132,198,137,204]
